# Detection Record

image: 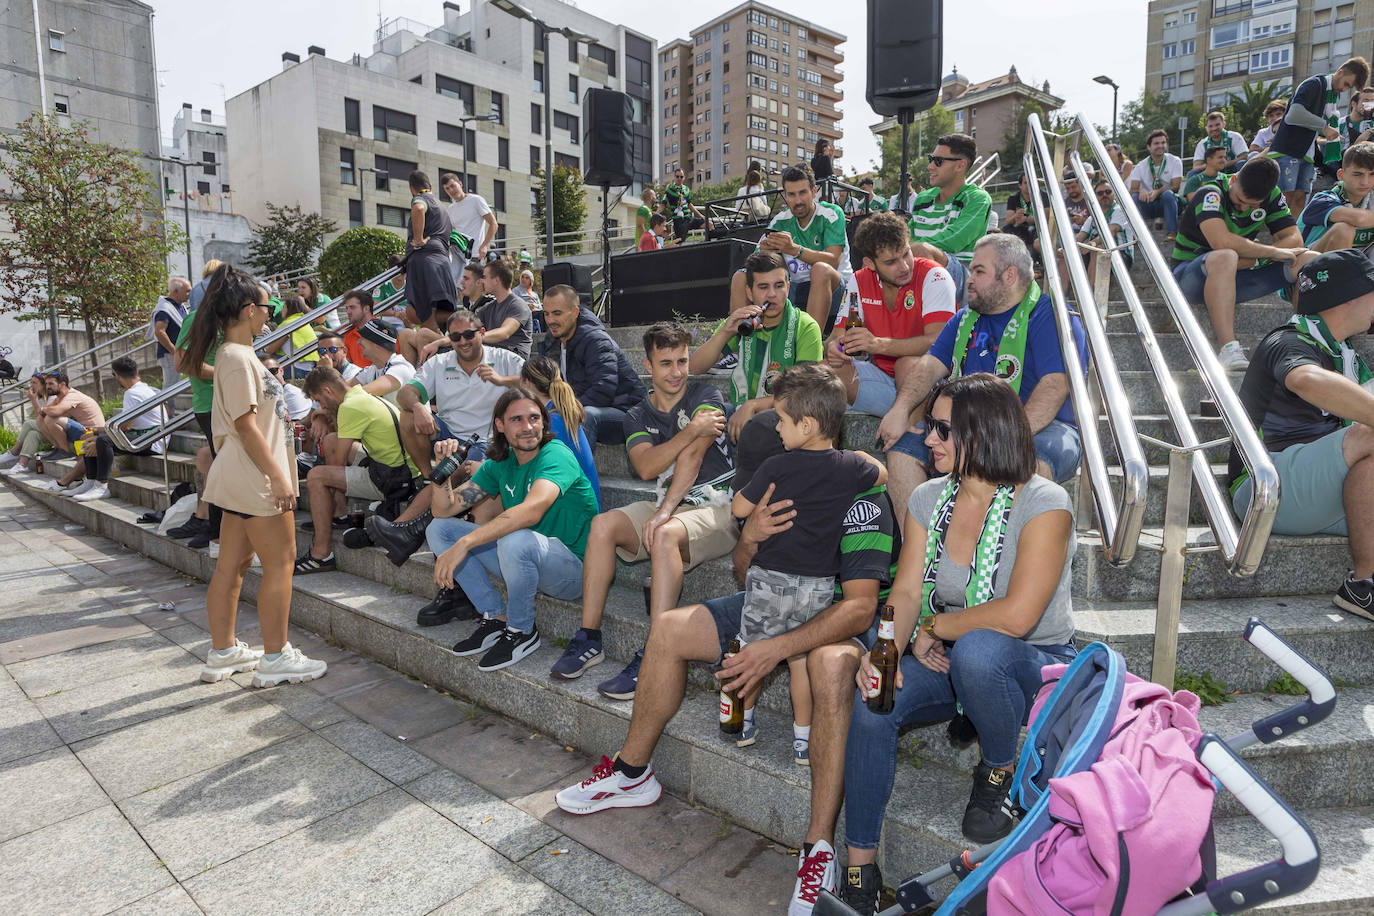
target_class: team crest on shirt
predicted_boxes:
[1249,207,1266,221]
[676,409,690,430]
[842,499,881,527]
[996,355,1023,382]
[903,290,915,310]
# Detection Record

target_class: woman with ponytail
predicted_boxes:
[193,263,328,687]
[521,355,600,507]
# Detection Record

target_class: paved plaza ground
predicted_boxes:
[0,489,799,915]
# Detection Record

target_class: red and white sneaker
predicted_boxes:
[554,755,663,815]
[788,839,837,915]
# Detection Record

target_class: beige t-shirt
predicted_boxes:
[203,342,298,516]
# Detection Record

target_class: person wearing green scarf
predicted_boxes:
[873,234,1087,522]
[688,251,823,442]
[1229,249,1374,619]
[845,372,1077,875]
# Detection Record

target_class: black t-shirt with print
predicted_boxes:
[622,381,732,488]
[1172,174,1296,265]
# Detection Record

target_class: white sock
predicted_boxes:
[743,707,756,727]
[794,723,811,743]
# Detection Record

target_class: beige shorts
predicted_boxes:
[613,500,738,570]
[344,465,384,500]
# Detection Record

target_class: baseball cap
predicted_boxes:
[1295,249,1374,314]
[359,319,397,349]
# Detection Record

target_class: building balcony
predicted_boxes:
[816,82,842,101]
[806,38,843,63]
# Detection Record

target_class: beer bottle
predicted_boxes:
[33,455,43,476]
[866,605,898,714]
[719,637,744,735]
[845,290,864,330]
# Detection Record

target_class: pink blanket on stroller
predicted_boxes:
[986,667,1216,916]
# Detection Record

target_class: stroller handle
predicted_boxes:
[1166,735,1320,916]
[1242,618,1336,745]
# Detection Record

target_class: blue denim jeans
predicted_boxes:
[1171,252,1292,307]
[425,518,583,633]
[890,419,1083,483]
[841,629,1076,851]
[1133,190,1179,233]
[582,404,626,449]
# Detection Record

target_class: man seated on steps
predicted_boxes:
[1298,142,1374,255]
[349,320,415,405]
[34,370,104,463]
[59,356,166,501]
[474,259,533,359]
[554,419,900,916]
[1169,155,1318,370]
[549,321,736,700]
[907,132,992,306]
[295,365,422,575]
[312,330,360,382]
[875,234,1087,524]
[1127,129,1183,240]
[826,211,955,429]
[0,374,56,477]
[426,389,600,671]
[725,163,851,331]
[689,250,824,443]
[536,286,647,449]
[1230,249,1374,619]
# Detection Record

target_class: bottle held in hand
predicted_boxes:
[866,605,898,714]
[719,637,744,735]
[430,434,483,486]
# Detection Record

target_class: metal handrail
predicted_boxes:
[1024,116,1148,567]
[107,265,402,453]
[0,324,148,407]
[969,152,1002,189]
[1072,112,1279,576]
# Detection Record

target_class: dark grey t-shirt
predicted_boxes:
[477,293,533,359]
[908,474,1076,647]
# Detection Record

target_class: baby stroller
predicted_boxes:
[816,618,1334,916]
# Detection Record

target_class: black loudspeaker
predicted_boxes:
[542,262,594,308]
[609,239,755,326]
[866,0,943,117]
[583,88,634,187]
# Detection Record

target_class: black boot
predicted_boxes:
[416,585,478,627]
[962,761,1017,844]
[365,510,432,567]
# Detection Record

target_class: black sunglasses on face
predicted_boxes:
[264,366,282,375]
[316,346,341,355]
[449,329,480,342]
[928,417,953,441]
[928,155,960,166]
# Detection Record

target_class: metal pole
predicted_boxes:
[1153,447,1193,687]
[543,22,555,264]
[1112,86,1119,145]
[359,165,366,227]
[31,0,47,112]
[180,161,192,277]
[461,119,469,202]
[899,109,912,210]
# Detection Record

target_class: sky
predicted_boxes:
[153,0,1148,173]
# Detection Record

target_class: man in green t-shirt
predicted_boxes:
[692,250,824,442]
[635,187,658,240]
[907,133,992,305]
[297,366,421,573]
[426,389,599,672]
[664,169,708,241]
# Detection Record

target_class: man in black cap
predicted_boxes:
[1230,248,1374,617]
[352,320,416,404]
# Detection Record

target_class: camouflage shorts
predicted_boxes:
[739,567,836,644]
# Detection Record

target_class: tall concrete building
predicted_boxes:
[227,0,657,253]
[1146,0,1374,112]
[161,104,254,280]
[658,1,845,186]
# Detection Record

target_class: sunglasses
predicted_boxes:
[1096,190,1114,198]
[316,346,341,355]
[927,155,960,166]
[449,329,480,342]
[927,417,953,442]
[264,365,282,374]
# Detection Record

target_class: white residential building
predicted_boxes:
[160,104,254,280]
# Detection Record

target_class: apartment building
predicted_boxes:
[1146,0,1374,111]
[161,104,253,278]
[226,0,657,249]
[658,1,845,187]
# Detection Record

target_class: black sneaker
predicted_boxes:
[341,527,374,550]
[167,516,208,540]
[417,586,478,627]
[1334,572,1374,622]
[452,617,507,656]
[837,862,882,916]
[962,762,1017,844]
[187,530,213,550]
[478,627,541,671]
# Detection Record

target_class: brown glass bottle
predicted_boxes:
[866,605,898,714]
[719,637,744,734]
[845,290,864,330]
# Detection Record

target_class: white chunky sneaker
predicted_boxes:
[200,640,263,682]
[251,642,327,687]
[1218,340,1249,371]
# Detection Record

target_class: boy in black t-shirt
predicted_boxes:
[732,363,885,761]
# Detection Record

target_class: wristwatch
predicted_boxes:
[919,616,938,642]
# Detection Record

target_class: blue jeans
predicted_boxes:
[790,277,849,330]
[891,419,1083,483]
[842,630,1077,851]
[1133,190,1179,233]
[1276,155,1315,193]
[425,518,583,633]
[63,418,86,447]
[1171,252,1292,307]
[582,404,626,449]
[943,255,968,307]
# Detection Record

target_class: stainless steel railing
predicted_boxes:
[969,151,1002,189]
[1023,114,1148,569]
[0,325,153,424]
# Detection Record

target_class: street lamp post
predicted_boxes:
[358,165,388,228]
[1094,74,1120,144]
[146,154,193,278]
[491,0,592,266]
[458,113,499,209]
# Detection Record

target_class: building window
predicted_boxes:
[348,198,362,229]
[197,181,211,195]
[1164,16,1178,28]
[1183,9,1197,23]
[377,204,408,227]
[48,29,64,52]
[53,93,69,115]
[375,154,418,191]
[1163,43,1178,59]
[490,91,505,124]
[1180,38,1195,54]
[569,75,579,105]
[589,43,617,75]
[568,36,579,63]
[553,111,579,143]
[340,148,355,184]
[373,106,416,142]
[498,137,510,169]
[532,103,542,134]
[531,145,541,173]
[345,98,360,135]
[555,152,579,170]
[534,61,544,93]
[531,188,540,218]
[493,179,506,212]
[1250,44,1292,73]
[435,74,475,113]
[798,27,808,40]
[437,121,464,146]
[1162,74,1178,90]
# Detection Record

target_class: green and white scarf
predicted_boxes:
[918,477,1018,630]
[730,300,799,404]
[1147,156,1165,190]
[1323,76,1344,169]
[949,281,1040,393]
[1290,313,1373,409]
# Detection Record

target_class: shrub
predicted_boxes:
[317,227,405,298]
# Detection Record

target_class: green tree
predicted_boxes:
[1218,79,1288,135]
[1117,89,1204,162]
[246,202,336,277]
[875,103,955,201]
[0,114,178,397]
[532,164,590,257]
[688,175,746,208]
[316,227,405,298]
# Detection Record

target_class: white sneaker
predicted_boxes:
[64,479,97,498]
[251,642,327,687]
[72,482,109,502]
[0,453,18,469]
[207,540,219,559]
[1218,341,1249,370]
[555,755,663,815]
[200,640,263,682]
[32,478,66,492]
[789,840,838,916]
[1,464,32,478]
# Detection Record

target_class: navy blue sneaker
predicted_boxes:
[597,649,643,700]
[549,629,604,680]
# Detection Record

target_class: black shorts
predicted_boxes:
[211,502,285,520]
[195,411,216,458]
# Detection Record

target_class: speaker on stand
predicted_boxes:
[866,0,944,207]
[583,88,634,325]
